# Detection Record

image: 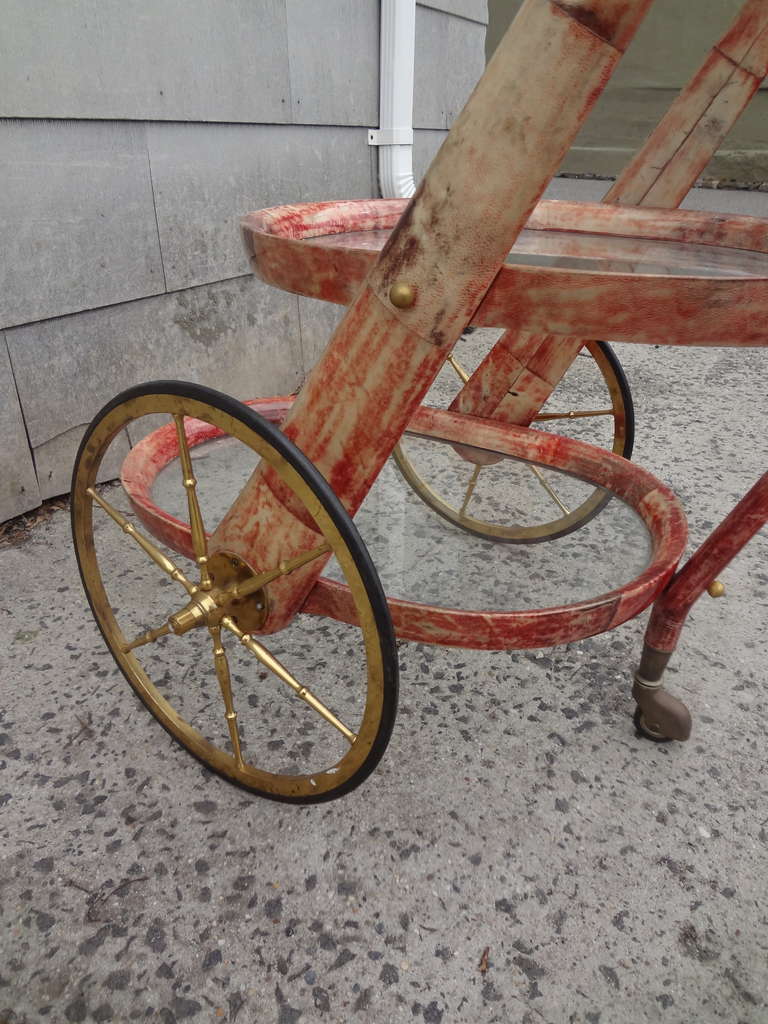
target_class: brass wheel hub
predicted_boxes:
[168,550,269,636]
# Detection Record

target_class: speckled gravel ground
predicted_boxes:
[2,203,768,1023]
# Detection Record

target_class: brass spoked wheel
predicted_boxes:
[393,338,634,543]
[72,381,398,803]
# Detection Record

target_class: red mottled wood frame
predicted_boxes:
[121,397,688,651]
[109,0,768,745]
[242,197,768,349]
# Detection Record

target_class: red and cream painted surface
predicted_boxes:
[121,396,688,651]
[122,0,767,666]
[243,198,768,349]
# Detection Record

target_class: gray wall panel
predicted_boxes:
[419,1,488,24]
[0,338,40,520]
[148,123,375,292]
[286,0,379,126]
[34,425,131,501]
[6,277,302,496]
[0,2,487,520]
[0,120,164,330]
[414,6,486,129]
[0,0,291,124]
[413,129,448,184]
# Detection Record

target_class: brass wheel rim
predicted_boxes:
[393,339,632,543]
[72,386,395,801]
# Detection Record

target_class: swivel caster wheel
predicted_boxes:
[632,681,692,743]
[633,706,674,743]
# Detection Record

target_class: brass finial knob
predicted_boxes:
[707,580,726,598]
[389,282,415,309]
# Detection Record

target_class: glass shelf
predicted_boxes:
[319,227,768,279]
[152,430,651,614]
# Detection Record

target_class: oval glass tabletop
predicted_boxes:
[243,199,768,346]
[151,431,651,613]
[314,226,768,279]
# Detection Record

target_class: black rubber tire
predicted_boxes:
[72,380,399,803]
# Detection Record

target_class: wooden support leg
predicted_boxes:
[449,0,768,427]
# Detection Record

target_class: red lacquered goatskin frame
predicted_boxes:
[121,397,688,652]
[122,0,767,670]
[645,473,768,654]
[242,198,768,349]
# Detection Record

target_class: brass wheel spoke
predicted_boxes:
[87,487,196,595]
[446,353,470,385]
[75,386,396,801]
[221,616,356,745]
[527,465,571,516]
[534,408,614,422]
[173,414,212,590]
[231,543,331,601]
[122,621,172,653]
[459,464,482,518]
[209,625,244,768]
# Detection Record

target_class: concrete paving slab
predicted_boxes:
[0,328,766,1024]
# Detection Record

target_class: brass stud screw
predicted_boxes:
[707,580,726,598]
[389,282,416,309]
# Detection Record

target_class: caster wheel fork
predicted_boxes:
[632,676,692,743]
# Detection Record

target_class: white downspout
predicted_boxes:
[369,0,416,199]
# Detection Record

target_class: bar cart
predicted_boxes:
[72,0,768,801]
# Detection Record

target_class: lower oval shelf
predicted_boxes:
[121,395,687,652]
